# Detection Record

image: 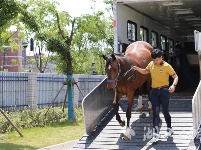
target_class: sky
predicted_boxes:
[57,0,107,17]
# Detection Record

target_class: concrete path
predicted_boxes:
[38,140,78,150]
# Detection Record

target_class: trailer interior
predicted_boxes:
[114,0,201,92]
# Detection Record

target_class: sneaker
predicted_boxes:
[165,128,174,138]
[150,133,160,143]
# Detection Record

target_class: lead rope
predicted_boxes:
[117,66,136,81]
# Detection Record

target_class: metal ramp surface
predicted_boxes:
[72,94,198,150]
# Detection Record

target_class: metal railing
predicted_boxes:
[192,80,201,137]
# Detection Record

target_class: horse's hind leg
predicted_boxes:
[138,86,144,113]
[113,92,125,127]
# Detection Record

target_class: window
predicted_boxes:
[127,20,137,42]
[168,38,174,53]
[160,35,167,51]
[160,35,168,61]
[140,26,149,42]
[151,31,158,48]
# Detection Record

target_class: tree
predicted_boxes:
[30,41,52,73]
[0,0,114,120]
[23,0,59,73]
[0,0,22,30]
[23,0,77,119]
[0,0,39,48]
[21,0,114,119]
[21,0,114,75]
[72,12,113,74]
[0,0,40,71]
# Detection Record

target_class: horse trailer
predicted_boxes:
[113,0,201,92]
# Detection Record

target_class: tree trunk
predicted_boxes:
[66,74,75,120]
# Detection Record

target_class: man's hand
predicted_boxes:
[132,66,137,71]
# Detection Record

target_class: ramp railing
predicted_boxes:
[192,80,201,137]
[82,77,114,135]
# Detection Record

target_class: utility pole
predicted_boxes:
[92,0,96,14]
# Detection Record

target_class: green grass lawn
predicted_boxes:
[0,119,85,150]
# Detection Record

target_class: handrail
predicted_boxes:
[192,80,201,137]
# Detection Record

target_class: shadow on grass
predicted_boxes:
[0,143,37,150]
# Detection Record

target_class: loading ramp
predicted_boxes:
[72,93,200,150]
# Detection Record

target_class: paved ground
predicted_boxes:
[38,140,78,150]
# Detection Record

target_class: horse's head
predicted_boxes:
[102,54,120,90]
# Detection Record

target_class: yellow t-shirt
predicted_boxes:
[146,61,175,88]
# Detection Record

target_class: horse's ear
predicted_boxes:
[102,55,107,60]
[111,54,116,60]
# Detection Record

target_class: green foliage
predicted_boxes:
[25,0,114,75]
[0,0,39,33]
[70,12,113,74]
[47,38,70,54]
[46,38,72,74]
[0,0,20,28]
[0,106,83,133]
[11,59,20,66]
[19,9,40,32]
[23,0,59,33]
[0,0,39,53]
[27,58,36,65]
[1,0,114,74]
[23,0,75,74]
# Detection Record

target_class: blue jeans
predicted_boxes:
[151,87,171,133]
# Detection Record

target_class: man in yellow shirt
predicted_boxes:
[133,49,179,143]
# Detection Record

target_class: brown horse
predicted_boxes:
[102,41,153,139]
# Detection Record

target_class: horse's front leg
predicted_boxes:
[113,91,125,127]
[123,93,135,140]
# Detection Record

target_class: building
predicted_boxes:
[0,30,27,72]
[0,30,56,73]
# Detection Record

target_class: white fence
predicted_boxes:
[0,72,106,110]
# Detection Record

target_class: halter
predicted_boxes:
[107,61,136,83]
[107,61,121,83]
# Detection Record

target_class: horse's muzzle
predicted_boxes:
[107,84,117,91]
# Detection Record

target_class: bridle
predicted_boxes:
[106,59,136,90]
[107,61,121,83]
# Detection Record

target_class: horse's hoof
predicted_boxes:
[122,135,130,140]
[120,120,125,127]
[148,108,153,114]
[138,106,145,113]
